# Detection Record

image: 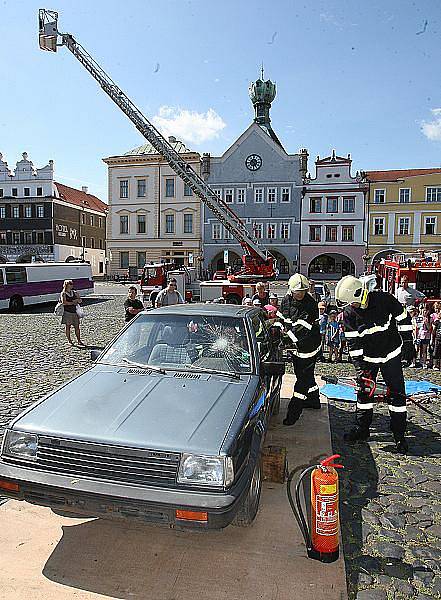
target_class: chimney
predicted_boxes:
[82,186,88,194]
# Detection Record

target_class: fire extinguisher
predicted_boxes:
[287,454,343,563]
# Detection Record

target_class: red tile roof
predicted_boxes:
[55,182,108,214]
[367,168,441,182]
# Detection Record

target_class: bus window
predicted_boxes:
[5,266,27,284]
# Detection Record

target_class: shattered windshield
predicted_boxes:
[100,314,252,374]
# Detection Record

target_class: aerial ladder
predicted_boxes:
[38,9,276,283]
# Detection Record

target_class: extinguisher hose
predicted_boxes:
[287,465,315,552]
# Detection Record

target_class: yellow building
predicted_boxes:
[367,168,441,262]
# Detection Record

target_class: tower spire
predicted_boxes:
[260,63,264,80]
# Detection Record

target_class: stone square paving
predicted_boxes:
[0,293,440,599]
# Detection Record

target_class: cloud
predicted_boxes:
[421,108,441,141]
[152,105,226,144]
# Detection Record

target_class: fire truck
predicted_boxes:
[374,252,441,303]
[38,10,277,300]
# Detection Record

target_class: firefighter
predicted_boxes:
[335,275,413,454]
[278,273,322,426]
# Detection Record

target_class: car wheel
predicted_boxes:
[9,295,24,313]
[233,456,262,527]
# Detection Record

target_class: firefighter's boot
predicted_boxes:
[302,398,321,409]
[395,437,409,454]
[344,427,370,443]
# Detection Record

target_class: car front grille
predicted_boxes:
[4,436,181,488]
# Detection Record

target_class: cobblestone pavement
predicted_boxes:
[1,295,440,599]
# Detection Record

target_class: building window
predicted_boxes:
[326,197,338,213]
[342,226,354,242]
[24,232,32,244]
[12,206,20,219]
[12,188,18,197]
[426,187,441,202]
[98,217,103,228]
[254,188,263,203]
[374,189,386,204]
[309,225,321,242]
[137,179,146,197]
[184,183,193,196]
[399,188,411,203]
[81,213,85,225]
[36,187,43,196]
[342,197,355,213]
[326,226,338,242]
[280,223,290,239]
[184,213,193,234]
[224,189,233,204]
[24,205,32,218]
[0,231,6,244]
[224,227,233,240]
[424,216,436,235]
[267,223,276,239]
[137,251,146,269]
[310,197,322,213]
[281,188,291,202]
[37,205,44,218]
[120,180,129,198]
[212,222,221,240]
[120,251,129,269]
[165,178,175,197]
[120,215,129,234]
[374,218,385,236]
[0,207,5,219]
[267,188,277,203]
[99,238,104,250]
[213,189,221,199]
[236,189,245,204]
[36,232,44,244]
[253,223,263,239]
[13,232,20,244]
[24,187,30,197]
[81,236,86,247]
[398,217,410,236]
[90,215,94,226]
[90,237,95,249]
[0,189,3,198]
[137,214,146,234]
[165,214,174,233]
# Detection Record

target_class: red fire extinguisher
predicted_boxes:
[287,454,343,563]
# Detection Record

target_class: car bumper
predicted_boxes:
[0,460,250,529]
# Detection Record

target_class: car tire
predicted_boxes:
[9,295,24,313]
[233,456,262,527]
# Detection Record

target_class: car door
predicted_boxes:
[250,312,277,421]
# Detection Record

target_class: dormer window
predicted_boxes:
[334,173,340,178]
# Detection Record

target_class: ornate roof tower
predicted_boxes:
[248,67,283,148]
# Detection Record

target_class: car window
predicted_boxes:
[101,314,252,374]
[251,313,271,361]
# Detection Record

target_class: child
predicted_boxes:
[337,310,346,363]
[326,310,340,362]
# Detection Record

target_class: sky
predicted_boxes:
[1,0,440,200]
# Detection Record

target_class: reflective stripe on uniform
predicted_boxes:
[398,324,413,332]
[308,385,319,393]
[293,391,307,400]
[349,348,364,357]
[345,330,359,338]
[357,402,374,410]
[344,315,393,338]
[363,344,402,363]
[388,405,407,413]
[276,311,292,324]
[395,308,408,322]
[294,319,312,330]
[287,330,298,343]
[291,346,321,359]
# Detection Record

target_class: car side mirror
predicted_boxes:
[90,349,101,361]
[260,361,285,376]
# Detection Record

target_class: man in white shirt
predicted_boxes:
[395,275,425,306]
[155,278,184,307]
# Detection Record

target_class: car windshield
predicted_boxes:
[100,313,252,374]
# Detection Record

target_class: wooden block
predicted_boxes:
[262,445,287,483]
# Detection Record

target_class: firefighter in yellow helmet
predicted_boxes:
[278,273,322,426]
[336,275,413,454]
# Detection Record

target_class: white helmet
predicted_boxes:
[288,273,310,292]
[335,275,368,308]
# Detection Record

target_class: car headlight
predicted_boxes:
[3,430,38,460]
[177,454,234,487]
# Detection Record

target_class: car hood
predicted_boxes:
[12,365,252,455]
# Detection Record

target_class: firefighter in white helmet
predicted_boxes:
[336,275,413,454]
[278,273,322,426]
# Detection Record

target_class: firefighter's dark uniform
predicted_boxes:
[278,292,321,424]
[343,290,413,441]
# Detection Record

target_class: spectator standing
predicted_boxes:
[251,282,270,307]
[124,286,144,322]
[155,278,184,307]
[396,275,425,306]
[431,310,441,370]
[325,310,340,362]
[318,302,328,361]
[60,279,85,346]
[337,310,346,363]
[415,306,432,368]
[309,280,321,303]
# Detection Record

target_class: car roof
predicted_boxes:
[149,303,259,318]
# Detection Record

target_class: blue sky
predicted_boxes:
[1,0,440,199]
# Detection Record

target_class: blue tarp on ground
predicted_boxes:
[321,380,441,402]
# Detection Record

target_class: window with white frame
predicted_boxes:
[24,187,30,197]
[326,225,338,242]
[13,232,20,244]
[309,225,321,242]
[0,207,5,219]
[165,178,175,197]
[253,222,263,238]
[98,217,103,228]
[165,214,174,233]
[90,215,94,226]
[281,187,291,202]
[36,187,43,196]
[399,188,410,203]
[184,213,193,233]
[184,184,193,197]
[342,226,354,242]
[120,251,129,269]
[267,223,276,239]
[137,179,146,197]
[12,188,17,197]
[224,188,233,203]
[236,188,246,203]
[81,236,86,247]
[267,188,277,203]
[24,205,31,218]
[212,222,222,240]
[254,188,263,203]
[426,187,441,202]
[374,189,386,204]
[12,206,19,218]
[310,197,322,213]
[137,214,146,234]
[280,223,290,239]
[119,180,129,198]
[424,216,436,235]
[398,217,410,236]
[120,215,129,234]
[0,231,6,244]
[224,227,233,240]
[213,189,221,199]
[374,217,385,235]
[342,197,355,213]
[24,232,32,244]
[326,197,338,213]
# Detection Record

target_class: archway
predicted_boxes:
[211,250,242,273]
[271,251,290,279]
[308,253,355,281]
[370,249,400,263]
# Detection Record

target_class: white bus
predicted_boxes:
[0,262,94,312]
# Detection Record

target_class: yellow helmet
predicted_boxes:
[288,273,310,292]
[335,275,368,308]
